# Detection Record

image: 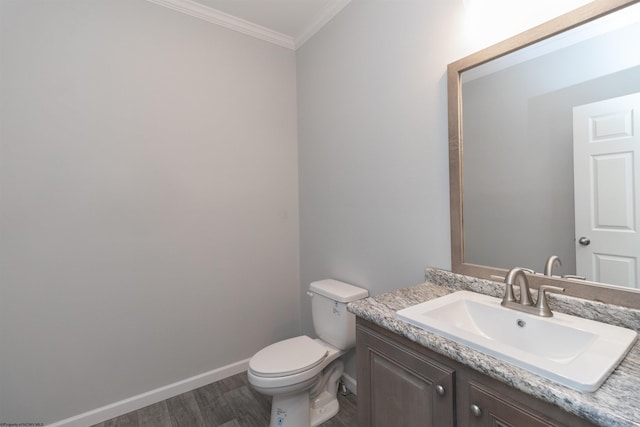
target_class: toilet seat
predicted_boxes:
[249,336,328,378]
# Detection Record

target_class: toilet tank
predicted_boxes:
[309,279,369,350]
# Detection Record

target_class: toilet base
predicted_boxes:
[311,394,339,426]
[269,391,340,427]
[270,392,311,427]
[310,360,344,426]
[265,360,344,427]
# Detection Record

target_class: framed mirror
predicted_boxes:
[448,0,640,308]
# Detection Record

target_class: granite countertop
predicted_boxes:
[347,268,640,427]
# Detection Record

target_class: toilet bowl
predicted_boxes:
[248,336,344,426]
[247,279,368,427]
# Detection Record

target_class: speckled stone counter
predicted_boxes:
[347,268,640,427]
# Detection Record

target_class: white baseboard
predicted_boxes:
[341,372,357,395]
[47,358,250,427]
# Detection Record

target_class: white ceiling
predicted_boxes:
[147,0,351,49]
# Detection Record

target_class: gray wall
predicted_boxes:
[0,0,299,423]
[1,0,596,423]
[296,0,463,364]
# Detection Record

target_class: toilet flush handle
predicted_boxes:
[307,291,314,298]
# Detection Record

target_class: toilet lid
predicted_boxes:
[249,336,328,378]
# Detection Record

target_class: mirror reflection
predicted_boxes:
[461,3,640,289]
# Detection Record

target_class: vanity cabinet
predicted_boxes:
[356,319,455,426]
[356,319,597,427]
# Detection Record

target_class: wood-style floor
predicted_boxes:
[92,371,357,427]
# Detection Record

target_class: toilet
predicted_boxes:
[247,279,368,427]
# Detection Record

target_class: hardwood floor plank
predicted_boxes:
[165,390,206,427]
[219,373,272,419]
[137,400,172,427]
[224,385,271,427]
[95,411,138,427]
[192,382,236,426]
[216,420,241,427]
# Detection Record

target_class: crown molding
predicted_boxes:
[146,0,296,50]
[294,0,351,49]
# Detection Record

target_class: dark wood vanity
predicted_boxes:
[356,318,596,427]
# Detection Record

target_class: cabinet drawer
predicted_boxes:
[467,380,568,427]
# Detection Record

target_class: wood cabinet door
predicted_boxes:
[466,381,568,427]
[357,324,455,427]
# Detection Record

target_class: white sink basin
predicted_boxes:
[396,291,637,392]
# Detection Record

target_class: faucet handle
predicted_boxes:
[535,285,565,317]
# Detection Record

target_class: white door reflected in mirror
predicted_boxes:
[573,92,640,288]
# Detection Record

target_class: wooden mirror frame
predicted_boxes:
[447,0,640,308]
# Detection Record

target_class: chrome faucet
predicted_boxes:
[501,267,565,317]
[544,255,562,277]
